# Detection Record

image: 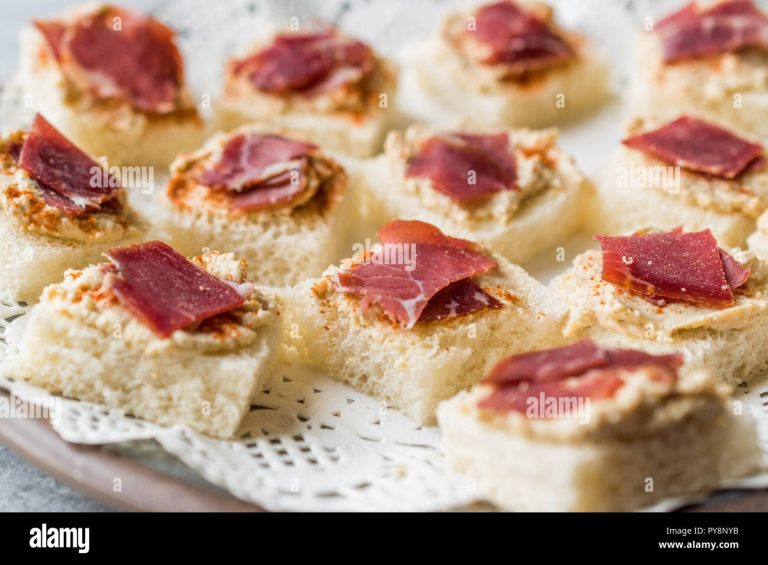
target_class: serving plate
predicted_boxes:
[1,0,768,511]
[0,388,260,511]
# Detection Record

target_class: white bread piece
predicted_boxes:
[0,131,145,303]
[587,165,757,249]
[214,29,398,158]
[585,117,768,248]
[747,209,768,259]
[409,7,610,129]
[7,251,281,439]
[215,102,396,160]
[281,256,565,425]
[629,31,768,138]
[158,199,354,288]
[17,10,204,167]
[157,125,357,287]
[0,215,143,304]
[438,374,760,511]
[550,247,768,386]
[361,126,590,264]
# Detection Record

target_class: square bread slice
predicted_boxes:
[7,249,281,439]
[282,254,564,425]
[629,16,768,139]
[437,344,760,511]
[360,124,590,264]
[409,1,610,129]
[0,128,145,303]
[214,27,398,158]
[157,124,358,287]
[586,116,768,248]
[17,4,204,167]
[550,246,768,386]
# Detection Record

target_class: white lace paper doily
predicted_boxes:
[1,0,768,512]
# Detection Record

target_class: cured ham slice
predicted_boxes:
[597,229,750,308]
[195,133,317,211]
[479,371,626,413]
[18,114,119,212]
[419,278,501,322]
[233,30,374,96]
[335,220,498,328]
[469,1,574,72]
[605,348,683,371]
[656,0,768,63]
[484,340,609,385]
[479,340,682,413]
[721,249,751,288]
[405,133,518,202]
[196,133,315,191]
[226,171,304,211]
[377,218,488,251]
[35,6,184,113]
[37,185,87,214]
[622,116,764,179]
[106,241,245,338]
[35,20,66,60]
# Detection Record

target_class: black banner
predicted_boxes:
[0,511,765,559]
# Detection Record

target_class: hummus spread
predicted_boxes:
[622,117,768,218]
[41,250,275,354]
[383,124,579,227]
[552,248,768,340]
[463,368,728,442]
[0,130,140,243]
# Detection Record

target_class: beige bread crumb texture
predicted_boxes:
[0,129,146,303]
[550,247,768,386]
[17,10,204,167]
[410,3,610,129]
[8,250,281,438]
[586,116,768,248]
[214,100,396,159]
[281,254,565,425]
[437,376,759,511]
[158,124,357,287]
[361,124,590,264]
[0,220,144,304]
[587,168,757,249]
[630,31,768,139]
[215,26,399,158]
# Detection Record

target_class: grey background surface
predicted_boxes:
[0,444,106,511]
